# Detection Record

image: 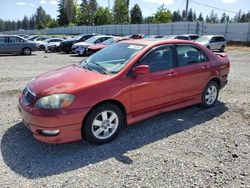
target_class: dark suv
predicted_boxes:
[0,35,39,55]
[59,34,95,53]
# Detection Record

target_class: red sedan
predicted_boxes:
[18,39,230,144]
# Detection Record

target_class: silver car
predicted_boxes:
[196,35,226,52]
[0,35,40,55]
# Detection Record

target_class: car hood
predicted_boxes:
[28,65,109,96]
[47,42,61,47]
[196,42,209,46]
[61,38,77,44]
[88,44,107,50]
[73,42,92,47]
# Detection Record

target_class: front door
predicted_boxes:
[130,45,181,113]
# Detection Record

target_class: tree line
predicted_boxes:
[0,0,250,32]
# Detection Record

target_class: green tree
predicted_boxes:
[94,7,112,25]
[153,5,172,23]
[172,10,181,22]
[198,13,204,22]
[187,8,193,21]
[220,13,227,23]
[57,0,77,26]
[78,0,98,25]
[130,4,143,24]
[46,19,59,28]
[21,16,30,30]
[35,6,52,29]
[113,0,130,24]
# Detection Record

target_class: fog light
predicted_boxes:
[41,130,60,136]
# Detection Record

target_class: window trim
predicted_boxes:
[174,44,209,67]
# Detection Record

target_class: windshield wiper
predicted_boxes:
[80,60,93,71]
[90,61,109,75]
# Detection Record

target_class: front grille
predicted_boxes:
[23,87,36,104]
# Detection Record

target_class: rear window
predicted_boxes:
[176,45,208,66]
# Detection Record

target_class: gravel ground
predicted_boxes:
[0,51,249,188]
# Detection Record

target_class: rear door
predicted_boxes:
[209,37,218,50]
[0,37,7,53]
[175,44,211,100]
[5,37,22,53]
[130,45,182,112]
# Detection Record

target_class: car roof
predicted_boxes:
[120,38,197,47]
[201,35,225,38]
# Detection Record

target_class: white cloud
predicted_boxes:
[16,1,26,6]
[222,0,237,3]
[49,0,57,5]
[40,0,47,4]
[143,0,175,5]
[29,3,35,6]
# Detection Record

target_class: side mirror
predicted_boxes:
[132,65,150,76]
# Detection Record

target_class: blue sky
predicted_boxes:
[0,0,249,21]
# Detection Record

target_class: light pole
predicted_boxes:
[186,0,189,21]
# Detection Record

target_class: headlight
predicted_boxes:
[35,94,75,109]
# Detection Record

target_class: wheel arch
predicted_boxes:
[81,99,127,137]
[209,77,221,89]
[22,47,32,54]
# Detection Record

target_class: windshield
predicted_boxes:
[102,37,116,45]
[196,36,210,42]
[163,35,176,39]
[85,36,100,44]
[73,35,84,40]
[80,43,146,74]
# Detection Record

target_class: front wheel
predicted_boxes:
[83,103,124,144]
[201,81,219,108]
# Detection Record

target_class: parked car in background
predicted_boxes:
[36,38,64,51]
[196,35,226,52]
[72,35,113,55]
[0,35,39,55]
[60,34,96,53]
[18,34,29,39]
[18,39,230,144]
[183,34,199,41]
[163,35,191,40]
[27,35,40,41]
[143,35,164,39]
[44,38,64,53]
[129,34,145,39]
[86,36,128,55]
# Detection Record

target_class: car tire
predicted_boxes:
[220,45,225,52]
[22,47,31,55]
[201,81,219,108]
[83,103,124,144]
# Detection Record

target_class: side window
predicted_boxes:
[176,45,207,67]
[0,37,5,44]
[139,46,174,72]
[219,37,225,41]
[210,37,216,42]
[8,37,18,43]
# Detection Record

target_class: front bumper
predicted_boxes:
[18,97,90,144]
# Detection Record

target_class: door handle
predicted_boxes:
[202,65,209,69]
[168,72,178,77]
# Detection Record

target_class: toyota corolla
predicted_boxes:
[18,39,230,144]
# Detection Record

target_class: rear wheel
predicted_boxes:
[22,47,31,55]
[201,81,219,108]
[83,103,124,144]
